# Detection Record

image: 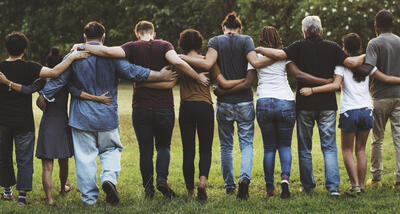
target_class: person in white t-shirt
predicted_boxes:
[249,26,334,198]
[300,33,400,194]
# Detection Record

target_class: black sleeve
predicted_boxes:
[67,83,83,98]
[28,61,43,80]
[334,43,348,65]
[21,78,46,94]
[283,41,301,63]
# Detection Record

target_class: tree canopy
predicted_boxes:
[0,0,399,63]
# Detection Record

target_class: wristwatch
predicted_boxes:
[78,44,86,51]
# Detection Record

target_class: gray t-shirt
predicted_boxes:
[366,33,400,99]
[208,34,255,104]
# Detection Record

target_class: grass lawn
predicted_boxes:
[1,84,400,214]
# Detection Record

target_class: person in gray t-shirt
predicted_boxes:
[180,12,274,199]
[364,10,400,188]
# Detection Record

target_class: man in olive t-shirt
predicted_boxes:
[365,10,400,188]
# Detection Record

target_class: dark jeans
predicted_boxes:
[132,107,175,191]
[256,98,296,191]
[0,125,35,191]
[179,101,214,190]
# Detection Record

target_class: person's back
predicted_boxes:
[121,39,174,108]
[367,33,400,98]
[209,33,254,103]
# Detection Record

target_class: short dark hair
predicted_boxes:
[221,12,242,29]
[84,21,105,40]
[178,29,203,54]
[5,31,29,56]
[135,21,154,39]
[375,10,394,32]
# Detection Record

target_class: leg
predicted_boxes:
[0,125,15,188]
[256,98,278,192]
[14,131,35,192]
[296,111,316,191]
[58,158,69,193]
[236,102,255,182]
[317,111,340,192]
[179,103,197,192]
[390,99,400,183]
[132,108,156,193]
[355,130,370,190]
[154,108,175,182]
[371,99,391,181]
[341,131,358,187]
[216,102,236,189]
[71,128,99,205]
[196,103,214,188]
[41,159,54,205]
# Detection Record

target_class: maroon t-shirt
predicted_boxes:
[121,40,174,108]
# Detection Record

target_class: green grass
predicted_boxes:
[1,84,400,214]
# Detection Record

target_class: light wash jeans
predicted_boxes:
[297,111,340,192]
[72,128,123,205]
[217,101,254,189]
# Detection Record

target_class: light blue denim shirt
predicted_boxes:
[40,43,150,132]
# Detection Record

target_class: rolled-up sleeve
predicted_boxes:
[114,59,150,82]
[21,78,46,94]
[39,67,71,102]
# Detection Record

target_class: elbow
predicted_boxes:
[243,81,253,89]
[333,84,341,91]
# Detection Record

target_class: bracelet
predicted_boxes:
[8,81,12,92]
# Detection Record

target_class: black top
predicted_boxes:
[0,60,42,131]
[283,36,348,111]
[208,34,255,104]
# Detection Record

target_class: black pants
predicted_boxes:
[132,107,175,191]
[179,101,214,190]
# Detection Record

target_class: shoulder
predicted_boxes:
[323,39,341,48]
[334,65,348,76]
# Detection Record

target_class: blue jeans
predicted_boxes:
[297,110,340,191]
[256,98,295,191]
[217,101,254,189]
[0,125,35,191]
[72,128,123,205]
[132,107,174,191]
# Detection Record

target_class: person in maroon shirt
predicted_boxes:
[75,20,208,199]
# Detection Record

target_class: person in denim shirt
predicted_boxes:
[40,21,176,205]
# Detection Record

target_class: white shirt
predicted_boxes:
[248,54,294,101]
[335,66,376,114]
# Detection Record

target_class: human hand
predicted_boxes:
[36,94,47,112]
[213,86,227,96]
[97,92,113,105]
[197,72,210,87]
[71,43,84,51]
[0,72,9,85]
[69,49,90,60]
[160,66,178,81]
[299,88,313,96]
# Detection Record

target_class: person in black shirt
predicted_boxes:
[255,16,364,196]
[0,32,89,206]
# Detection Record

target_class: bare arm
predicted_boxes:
[214,69,257,96]
[180,47,218,71]
[300,75,343,96]
[210,64,244,88]
[136,80,177,89]
[286,62,333,85]
[255,47,287,60]
[79,91,113,105]
[39,50,90,78]
[83,44,126,58]
[246,50,275,69]
[373,69,400,84]
[165,50,209,86]
[343,54,365,68]
[350,64,374,77]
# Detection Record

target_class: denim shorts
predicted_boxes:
[338,108,373,132]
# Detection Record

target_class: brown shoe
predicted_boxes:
[156,181,176,199]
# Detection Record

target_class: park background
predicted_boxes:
[1,0,400,213]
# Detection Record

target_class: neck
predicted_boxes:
[139,34,153,41]
[186,50,199,57]
[224,28,240,35]
[86,40,102,44]
[7,54,23,61]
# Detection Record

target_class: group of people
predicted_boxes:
[0,8,399,207]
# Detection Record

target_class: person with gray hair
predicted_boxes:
[255,15,365,196]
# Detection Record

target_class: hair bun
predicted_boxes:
[228,14,236,22]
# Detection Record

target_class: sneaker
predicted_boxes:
[345,186,361,197]
[330,190,340,197]
[226,186,235,195]
[367,179,382,187]
[16,195,28,206]
[237,178,250,200]
[102,180,120,205]
[197,187,208,201]
[156,181,176,199]
[280,180,291,199]
[1,188,13,201]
